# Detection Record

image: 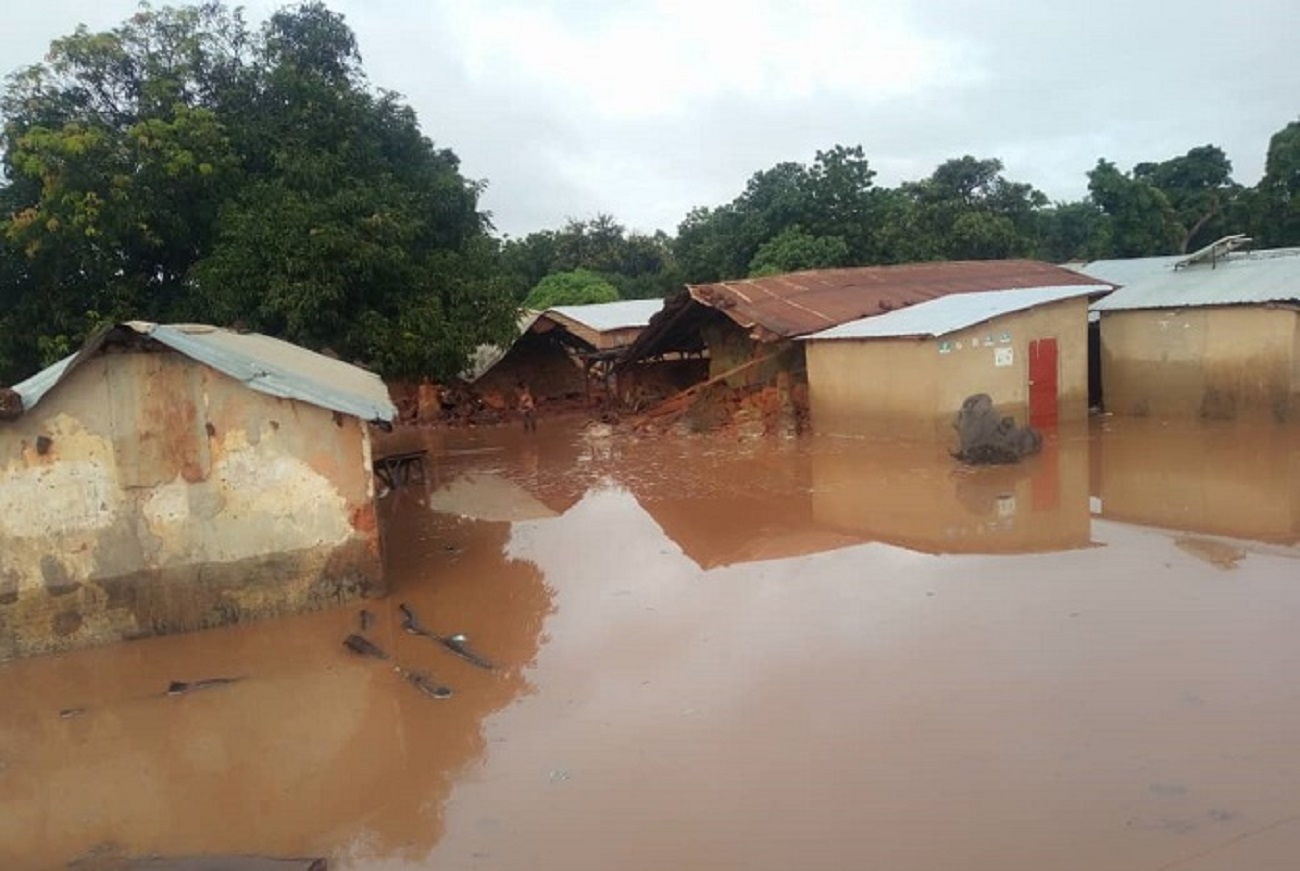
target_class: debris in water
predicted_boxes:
[358,609,374,632]
[951,393,1041,465]
[399,602,496,670]
[402,669,453,699]
[342,634,388,660]
[165,677,243,697]
[59,707,88,719]
[1175,536,1245,570]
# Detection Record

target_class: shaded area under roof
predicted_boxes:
[623,260,1109,363]
[1090,247,1300,312]
[11,322,396,422]
[803,284,1108,341]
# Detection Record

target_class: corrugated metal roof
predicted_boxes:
[545,299,664,332]
[1090,248,1300,312]
[686,259,1107,339]
[12,322,396,422]
[1065,255,1183,288]
[802,284,1107,340]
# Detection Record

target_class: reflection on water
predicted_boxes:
[2,417,1300,870]
[0,489,552,869]
[1094,416,1300,544]
[810,423,1094,554]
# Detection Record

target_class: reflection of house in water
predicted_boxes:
[1094,418,1300,545]
[473,299,665,403]
[0,322,395,661]
[811,434,1093,554]
[0,510,553,868]
[800,284,1108,437]
[1088,239,1300,420]
[612,442,863,569]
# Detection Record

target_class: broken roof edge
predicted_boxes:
[799,284,1109,341]
[543,298,666,332]
[10,322,397,423]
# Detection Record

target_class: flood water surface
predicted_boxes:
[4,417,1300,870]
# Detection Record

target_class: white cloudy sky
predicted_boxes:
[3,1,1298,237]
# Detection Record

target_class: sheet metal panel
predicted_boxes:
[12,323,397,422]
[1091,248,1300,312]
[803,285,1107,340]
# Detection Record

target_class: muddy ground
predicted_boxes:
[3,417,1300,870]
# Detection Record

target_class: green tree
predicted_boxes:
[522,269,620,310]
[1252,119,1300,247]
[674,144,884,282]
[1036,201,1108,263]
[1133,145,1241,252]
[1086,159,1182,257]
[901,156,1047,260]
[0,2,515,382]
[748,226,849,276]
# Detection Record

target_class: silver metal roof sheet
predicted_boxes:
[801,285,1106,341]
[1090,248,1300,312]
[545,299,665,331]
[12,322,397,422]
[1065,255,1183,287]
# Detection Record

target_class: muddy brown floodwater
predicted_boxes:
[3,416,1300,871]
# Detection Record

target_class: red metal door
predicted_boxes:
[1029,338,1058,429]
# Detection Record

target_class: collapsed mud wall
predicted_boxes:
[0,351,384,660]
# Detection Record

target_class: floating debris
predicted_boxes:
[358,609,375,632]
[399,602,496,670]
[402,669,453,700]
[342,634,388,660]
[59,707,88,719]
[165,677,243,697]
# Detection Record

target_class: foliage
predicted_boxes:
[1086,159,1182,257]
[522,269,620,310]
[899,156,1048,261]
[0,1,515,383]
[1251,120,1300,247]
[748,226,849,276]
[500,215,680,302]
[1133,145,1240,252]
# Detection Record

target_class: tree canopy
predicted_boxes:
[522,269,620,310]
[0,1,516,382]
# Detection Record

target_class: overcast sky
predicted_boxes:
[3,1,1299,238]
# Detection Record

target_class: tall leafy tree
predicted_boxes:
[522,269,620,310]
[901,156,1047,260]
[1251,119,1300,247]
[0,1,514,382]
[1086,159,1182,258]
[1133,145,1241,252]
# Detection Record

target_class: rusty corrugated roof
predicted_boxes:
[688,260,1108,340]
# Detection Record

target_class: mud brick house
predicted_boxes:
[620,260,1109,428]
[1088,238,1300,421]
[800,283,1108,437]
[0,322,396,660]
[472,299,666,403]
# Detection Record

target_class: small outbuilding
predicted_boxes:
[800,283,1108,437]
[472,299,665,403]
[0,322,396,660]
[1089,239,1300,420]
